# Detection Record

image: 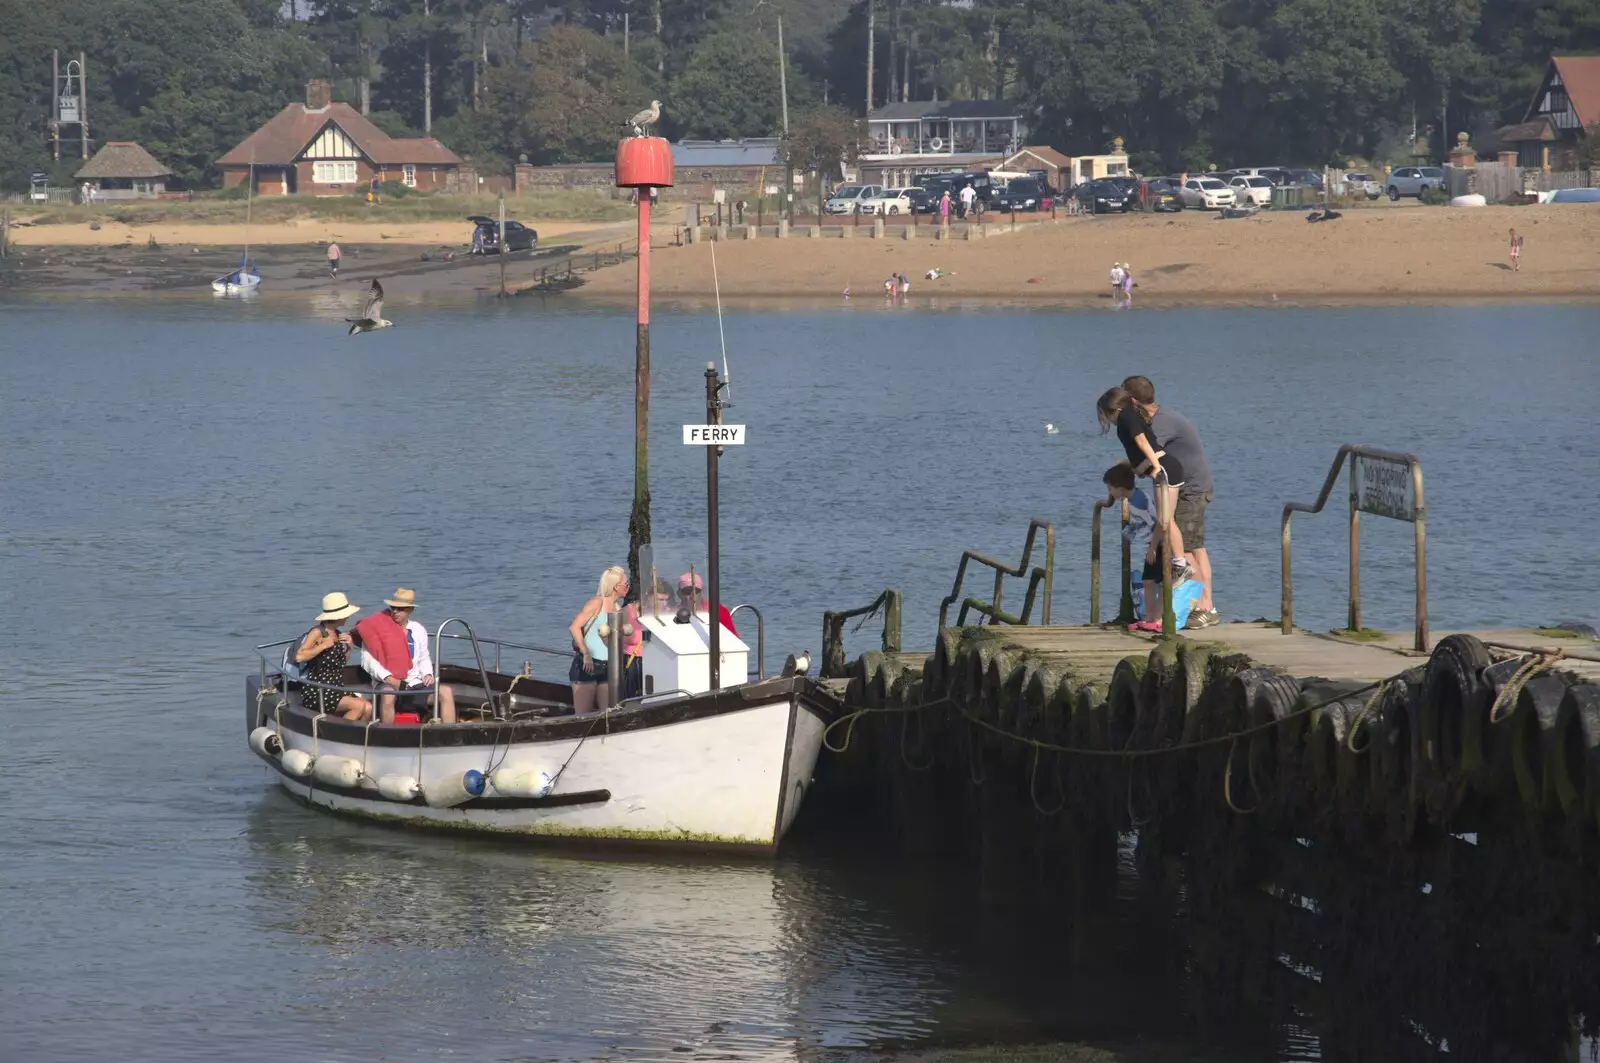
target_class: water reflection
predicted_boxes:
[240,793,1203,1060]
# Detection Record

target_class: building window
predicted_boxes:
[403,164,417,188]
[312,161,358,184]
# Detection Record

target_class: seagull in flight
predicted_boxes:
[628,100,661,137]
[346,279,393,335]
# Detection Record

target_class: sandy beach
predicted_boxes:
[571,203,1599,304]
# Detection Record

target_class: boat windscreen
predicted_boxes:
[637,541,715,622]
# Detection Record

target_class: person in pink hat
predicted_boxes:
[676,572,738,636]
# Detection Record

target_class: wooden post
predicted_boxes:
[80,52,88,160]
[52,51,60,163]
[1,207,9,258]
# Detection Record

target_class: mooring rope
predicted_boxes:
[1488,650,1562,724]
[1029,745,1067,816]
[1345,680,1391,754]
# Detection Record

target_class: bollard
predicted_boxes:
[872,217,884,239]
[808,225,821,238]
[745,224,756,240]
[777,219,790,238]
[840,224,854,239]
[903,224,917,240]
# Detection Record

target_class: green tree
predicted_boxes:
[668,31,787,139]
[780,103,860,213]
[486,23,651,163]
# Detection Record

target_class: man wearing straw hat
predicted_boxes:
[356,588,457,724]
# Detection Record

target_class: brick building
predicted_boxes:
[218,80,462,195]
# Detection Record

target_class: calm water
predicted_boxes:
[2,295,1597,1061]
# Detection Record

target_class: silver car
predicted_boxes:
[1385,166,1444,200]
[1345,172,1381,199]
[824,184,883,215]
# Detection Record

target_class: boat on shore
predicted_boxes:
[245,612,836,851]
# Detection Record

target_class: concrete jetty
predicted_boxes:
[808,472,1600,1059]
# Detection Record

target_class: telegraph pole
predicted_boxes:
[779,16,792,222]
[52,50,60,163]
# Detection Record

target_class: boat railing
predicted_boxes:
[435,630,570,674]
[433,618,501,719]
[728,603,765,679]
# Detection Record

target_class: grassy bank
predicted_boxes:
[15,190,633,227]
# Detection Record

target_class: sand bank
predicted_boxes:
[572,204,1598,303]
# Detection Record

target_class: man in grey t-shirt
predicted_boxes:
[1151,405,1217,625]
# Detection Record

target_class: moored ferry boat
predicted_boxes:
[246,612,835,850]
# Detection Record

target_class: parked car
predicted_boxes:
[1145,178,1186,211]
[824,184,883,214]
[1345,172,1382,199]
[1073,179,1133,213]
[1386,166,1445,200]
[993,177,1051,212]
[1228,174,1275,207]
[859,187,916,214]
[1180,177,1237,210]
[469,215,538,254]
[1289,168,1326,191]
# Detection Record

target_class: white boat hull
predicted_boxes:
[212,274,261,294]
[250,679,831,851]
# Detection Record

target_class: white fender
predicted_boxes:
[491,768,554,799]
[375,775,421,802]
[248,726,283,758]
[421,774,473,809]
[311,756,363,789]
[281,748,314,777]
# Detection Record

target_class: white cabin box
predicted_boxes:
[638,612,749,696]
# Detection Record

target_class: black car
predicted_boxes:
[994,177,1054,212]
[910,174,957,213]
[1072,179,1132,213]
[1146,178,1186,212]
[469,215,538,254]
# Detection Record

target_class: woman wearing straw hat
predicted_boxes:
[293,592,373,720]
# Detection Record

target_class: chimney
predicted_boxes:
[306,79,332,110]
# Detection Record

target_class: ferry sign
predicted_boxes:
[1352,453,1416,521]
[683,424,745,445]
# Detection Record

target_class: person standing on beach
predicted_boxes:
[939,189,951,225]
[327,241,342,279]
[959,182,977,219]
[1109,262,1126,298]
[1509,228,1523,272]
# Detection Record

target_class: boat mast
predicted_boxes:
[243,152,254,266]
[704,362,724,689]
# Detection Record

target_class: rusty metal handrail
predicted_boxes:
[821,589,903,679]
[1090,497,1135,626]
[937,519,1055,630]
[1281,445,1427,651]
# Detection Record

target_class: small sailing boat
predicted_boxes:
[212,156,260,295]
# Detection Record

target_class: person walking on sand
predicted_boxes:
[938,189,951,226]
[959,182,977,219]
[327,241,342,279]
[1509,228,1523,272]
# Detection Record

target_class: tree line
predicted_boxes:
[0,0,1594,192]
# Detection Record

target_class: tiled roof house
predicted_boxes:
[218,80,462,195]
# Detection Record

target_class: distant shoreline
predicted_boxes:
[5,203,1595,306]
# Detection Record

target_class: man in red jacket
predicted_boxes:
[677,572,737,636]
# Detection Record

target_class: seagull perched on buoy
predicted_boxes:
[345,279,393,335]
[627,100,662,137]
[1044,423,1059,435]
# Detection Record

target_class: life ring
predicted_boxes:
[929,137,944,151]
[889,140,903,155]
